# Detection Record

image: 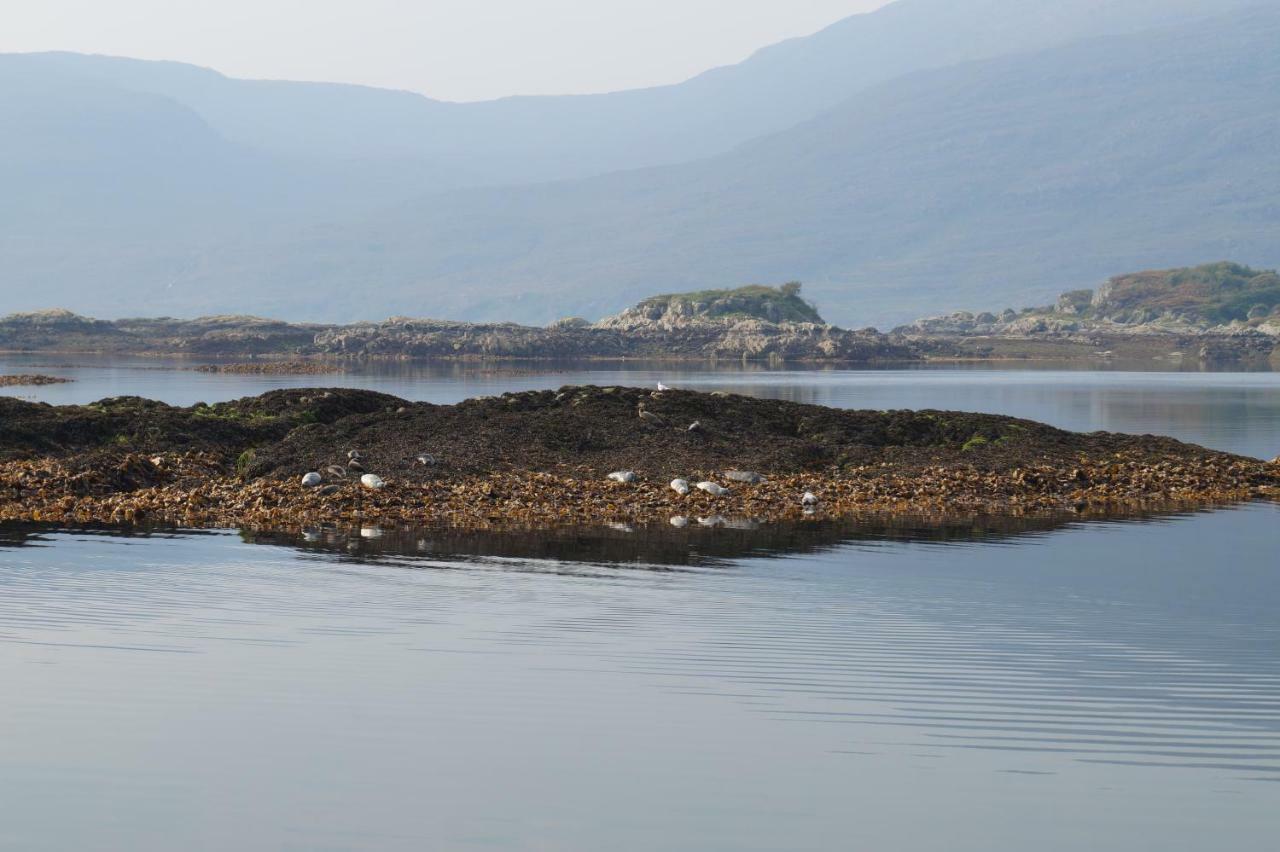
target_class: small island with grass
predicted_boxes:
[904,262,1280,365]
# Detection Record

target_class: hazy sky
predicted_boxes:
[2,1,891,102]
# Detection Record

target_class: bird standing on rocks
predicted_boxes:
[802,491,819,507]
[670,478,690,495]
[348,450,362,461]
[607,471,637,484]
[656,382,671,392]
[346,459,366,475]
[326,464,349,479]
[360,473,385,490]
[301,472,323,488]
[696,481,728,496]
[416,453,438,467]
[687,421,702,432]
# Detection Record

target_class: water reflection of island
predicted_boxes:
[0,505,1237,567]
[238,507,1223,568]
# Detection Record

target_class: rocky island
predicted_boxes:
[2,386,1275,531]
[903,262,1280,366]
[4,267,1279,367]
[0,284,908,363]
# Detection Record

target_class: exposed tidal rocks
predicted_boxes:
[0,387,1276,531]
[0,374,73,387]
[193,361,342,375]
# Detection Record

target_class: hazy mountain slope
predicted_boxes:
[3,0,1278,323]
[4,0,1260,187]
[156,5,1277,327]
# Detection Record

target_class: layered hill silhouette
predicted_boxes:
[4,0,1243,187]
[2,0,1278,325]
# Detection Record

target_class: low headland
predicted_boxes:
[2,386,1275,532]
[0,374,74,387]
[903,262,1280,366]
[4,265,1278,367]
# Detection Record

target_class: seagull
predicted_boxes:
[301,472,323,488]
[670,478,690,495]
[725,470,765,484]
[607,471,637,484]
[656,382,671,392]
[325,464,349,479]
[696,481,728,496]
[802,491,819,506]
[416,453,438,466]
[687,421,702,432]
[360,473,386,490]
[346,459,366,475]
[347,450,362,461]
[637,403,664,426]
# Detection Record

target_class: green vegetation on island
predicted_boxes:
[912,262,1280,335]
[633,283,824,324]
[1084,263,1280,326]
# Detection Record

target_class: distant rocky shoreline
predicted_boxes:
[901,263,1280,367]
[0,284,911,363]
[3,268,1278,367]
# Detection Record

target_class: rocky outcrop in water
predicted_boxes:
[2,386,1277,530]
[901,263,1280,365]
[0,285,913,362]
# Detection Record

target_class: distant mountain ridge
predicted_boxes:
[126,4,1280,327]
[2,0,1279,324]
[4,0,1249,187]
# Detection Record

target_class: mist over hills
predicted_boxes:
[6,0,1244,188]
[2,0,1278,326]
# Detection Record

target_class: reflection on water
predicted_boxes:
[249,508,1238,567]
[0,506,1231,567]
[0,503,1277,851]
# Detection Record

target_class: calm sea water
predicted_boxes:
[1,356,1277,851]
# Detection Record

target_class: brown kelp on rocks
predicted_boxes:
[1,387,1276,530]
